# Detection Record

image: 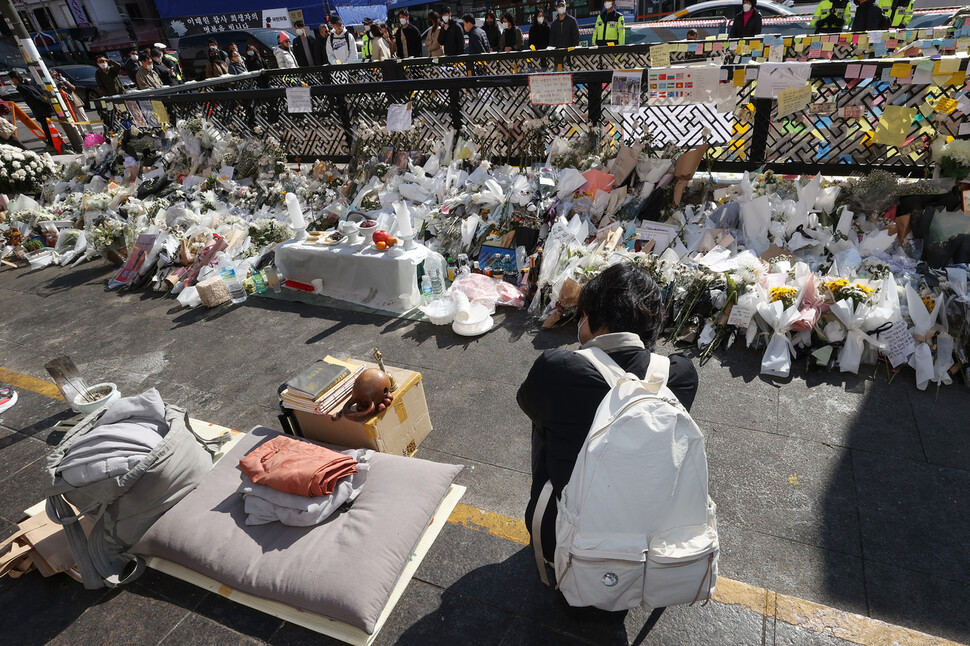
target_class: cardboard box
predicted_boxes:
[291,363,432,457]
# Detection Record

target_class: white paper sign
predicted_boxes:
[727,300,755,328]
[262,8,292,29]
[285,86,312,113]
[882,317,917,368]
[754,62,812,99]
[528,74,574,106]
[768,45,784,63]
[387,104,412,132]
[636,221,679,254]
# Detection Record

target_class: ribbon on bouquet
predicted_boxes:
[755,299,800,378]
[829,299,888,374]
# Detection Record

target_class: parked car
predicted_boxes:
[178,29,295,81]
[52,64,135,108]
[659,0,798,21]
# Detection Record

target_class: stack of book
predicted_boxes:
[280,356,364,415]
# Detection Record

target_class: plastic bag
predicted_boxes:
[449,273,526,309]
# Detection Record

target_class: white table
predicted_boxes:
[275,238,429,314]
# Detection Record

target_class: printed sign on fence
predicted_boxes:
[285,86,312,114]
[528,74,574,106]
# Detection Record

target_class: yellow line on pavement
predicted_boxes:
[0,367,63,401]
[2,365,960,646]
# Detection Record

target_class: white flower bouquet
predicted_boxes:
[0,144,57,197]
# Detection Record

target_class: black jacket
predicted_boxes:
[438,22,465,56]
[395,23,422,58]
[529,22,550,50]
[518,338,699,562]
[851,1,887,31]
[123,58,140,82]
[729,9,763,38]
[96,60,125,97]
[293,33,318,66]
[550,14,580,48]
[482,21,501,50]
[467,26,490,55]
[311,35,330,66]
[16,81,52,117]
[245,51,267,71]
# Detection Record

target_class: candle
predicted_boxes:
[393,201,413,237]
[285,193,306,229]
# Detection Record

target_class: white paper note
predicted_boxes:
[882,318,917,368]
[528,74,574,105]
[754,62,812,99]
[387,103,412,132]
[285,86,312,113]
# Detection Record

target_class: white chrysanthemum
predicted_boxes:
[732,254,767,286]
[941,139,970,166]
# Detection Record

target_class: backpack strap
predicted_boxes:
[576,347,670,393]
[645,353,670,393]
[531,480,554,586]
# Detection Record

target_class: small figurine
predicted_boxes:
[373,348,398,392]
[331,368,394,422]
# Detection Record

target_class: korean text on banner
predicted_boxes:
[528,74,574,106]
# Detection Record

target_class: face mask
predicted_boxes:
[209,45,217,50]
[604,2,613,9]
[743,2,752,10]
[503,22,509,29]
[130,55,138,61]
[577,315,588,345]
[296,28,305,36]
[537,16,544,23]
[558,7,566,15]
[443,15,450,22]
[400,18,407,25]
[247,49,256,56]
[153,58,161,63]
[99,62,108,69]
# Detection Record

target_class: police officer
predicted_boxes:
[153,42,183,83]
[878,0,912,28]
[812,0,851,34]
[360,17,374,60]
[593,0,625,46]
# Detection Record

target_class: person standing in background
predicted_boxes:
[274,31,298,69]
[370,23,392,61]
[550,0,580,48]
[95,57,125,97]
[245,41,266,71]
[464,13,491,55]
[851,0,887,31]
[426,11,444,57]
[878,0,912,28]
[136,53,164,88]
[292,20,317,66]
[123,48,140,82]
[312,24,331,65]
[359,18,374,60]
[593,0,625,45]
[8,71,54,148]
[499,13,524,51]
[482,11,501,51]
[150,48,176,85]
[326,18,359,64]
[395,9,422,59]
[438,7,465,56]
[729,0,763,37]
[529,9,550,50]
[154,43,183,83]
[812,0,851,33]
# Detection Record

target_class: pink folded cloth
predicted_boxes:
[239,436,358,498]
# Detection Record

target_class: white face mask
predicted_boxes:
[99,62,108,69]
[604,2,613,9]
[503,22,510,29]
[577,315,588,345]
[558,7,566,15]
[130,55,139,61]
[442,15,450,22]
[537,16,544,23]
[743,2,752,9]
[296,28,305,36]
[400,18,407,25]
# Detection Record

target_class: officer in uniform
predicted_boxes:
[153,43,183,83]
[593,0,625,46]
[878,0,913,28]
[360,17,374,60]
[812,0,851,34]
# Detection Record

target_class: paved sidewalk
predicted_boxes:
[1,259,968,644]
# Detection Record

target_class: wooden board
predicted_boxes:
[146,483,466,645]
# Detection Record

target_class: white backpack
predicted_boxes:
[531,347,718,611]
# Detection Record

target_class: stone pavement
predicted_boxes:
[1,259,968,645]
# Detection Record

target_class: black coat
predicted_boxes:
[96,61,126,96]
[729,9,763,38]
[438,22,465,56]
[16,81,52,117]
[518,342,698,562]
[311,34,330,66]
[467,26,491,55]
[395,23,422,58]
[245,51,267,71]
[550,14,580,48]
[528,22,550,50]
[293,33,318,66]
[482,21,501,50]
[851,1,887,31]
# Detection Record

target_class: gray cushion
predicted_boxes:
[134,427,462,633]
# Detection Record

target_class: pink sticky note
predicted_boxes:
[861,64,877,78]
[846,64,862,79]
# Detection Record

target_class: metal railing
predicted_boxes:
[100,54,968,178]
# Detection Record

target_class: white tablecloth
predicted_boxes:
[275,239,429,313]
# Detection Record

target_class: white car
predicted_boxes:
[659,0,799,21]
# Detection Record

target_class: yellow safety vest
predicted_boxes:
[811,0,851,32]
[593,12,625,45]
[361,32,372,59]
[878,0,913,28]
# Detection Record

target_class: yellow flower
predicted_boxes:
[825,279,849,292]
[769,286,797,307]
[855,283,876,296]
[922,295,935,312]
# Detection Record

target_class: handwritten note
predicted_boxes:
[882,318,917,367]
[386,104,412,132]
[727,300,755,328]
[285,86,312,113]
[528,74,574,106]
[650,44,671,68]
[777,83,812,118]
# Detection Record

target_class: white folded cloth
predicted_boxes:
[238,448,372,526]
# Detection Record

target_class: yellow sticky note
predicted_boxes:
[872,105,917,148]
[857,35,868,49]
[777,83,812,118]
[822,41,835,52]
[948,71,966,86]
[938,57,960,74]
[935,97,958,113]
[650,44,670,68]
[150,100,170,126]
[734,69,746,87]
[890,63,912,79]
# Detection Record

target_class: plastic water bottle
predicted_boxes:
[421,275,434,304]
[502,254,516,283]
[220,260,248,304]
[428,265,445,297]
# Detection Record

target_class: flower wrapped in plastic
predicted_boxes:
[754,284,801,378]
[904,284,948,390]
